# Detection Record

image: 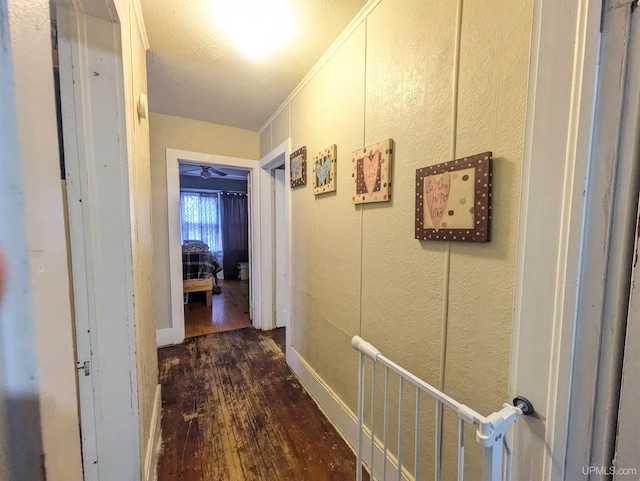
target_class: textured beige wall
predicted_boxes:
[272,107,290,151]
[264,0,532,478]
[124,1,159,466]
[260,124,272,158]
[150,113,260,330]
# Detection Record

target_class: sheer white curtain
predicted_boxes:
[180,191,222,253]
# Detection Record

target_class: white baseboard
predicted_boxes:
[156,328,174,348]
[144,384,162,481]
[287,347,409,481]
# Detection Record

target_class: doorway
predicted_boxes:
[257,140,291,337]
[53,3,145,479]
[165,149,265,345]
[163,144,291,347]
[178,162,252,338]
[273,165,287,328]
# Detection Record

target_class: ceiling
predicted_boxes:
[179,162,248,180]
[140,0,368,132]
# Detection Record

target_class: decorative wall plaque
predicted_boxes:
[290,146,307,188]
[415,152,492,242]
[351,139,393,204]
[313,144,337,195]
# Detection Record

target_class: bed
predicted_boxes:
[182,241,222,306]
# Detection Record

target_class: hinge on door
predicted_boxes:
[76,360,90,376]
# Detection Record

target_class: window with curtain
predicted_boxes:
[180,191,221,253]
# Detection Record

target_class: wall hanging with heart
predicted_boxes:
[415,152,493,243]
[313,144,337,195]
[290,146,307,188]
[352,138,394,204]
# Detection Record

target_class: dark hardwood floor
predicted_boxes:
[263,327,286,353]
[157,328,366,481]
[184,279,251,338]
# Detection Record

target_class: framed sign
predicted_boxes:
[415,152,492,242]
[290,146,307,188]
[352,138,393,204]
[313,144,337,195]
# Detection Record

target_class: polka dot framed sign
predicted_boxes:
[415,152,492,243]
[290,146,307,188]
[351,138,393,204]
[313,144,337,195]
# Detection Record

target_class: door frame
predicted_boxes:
[611,5,640,473]
[164,148,261,345]
[564,3,640,476]
[258,139,291,334]
[273,167,287,329]
[615,199,640,477]
[511,0,640,479]
[0,0,90,479]
[509,0,600,478]
[56,1,143,480]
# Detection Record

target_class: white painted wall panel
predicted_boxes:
[257,0,533,479]
[289,75,320,364]
[272,108,290,152]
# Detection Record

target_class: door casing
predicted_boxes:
[56,1,143,480]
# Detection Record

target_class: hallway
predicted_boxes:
[157,328,366,480]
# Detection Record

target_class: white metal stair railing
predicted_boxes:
[351,336,534,481]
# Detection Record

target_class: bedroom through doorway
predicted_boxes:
[178,162,251,338]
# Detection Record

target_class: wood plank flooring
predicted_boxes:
[158,328,366,481]
[184,279,251,338]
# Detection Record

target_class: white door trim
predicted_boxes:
[274,168,287,329]
[164,148,261,345]
[0,1,86,479]
[57,4,141,481]
[564,3,640,476]
[611,6,640,475]
[615,201,640,478]
[510,0,601,479]
[257,139,291,332]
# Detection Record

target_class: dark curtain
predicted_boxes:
[220,192,249,280]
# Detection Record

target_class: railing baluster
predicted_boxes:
[370,361,376,477]
[383,366,389,481]
[414,389,421,481]
[504,436,513,481]
[435,400,442,481]
[397,377,404,481]
[357,352,364,481]
[458,419,465,481]
[350,336,529,481]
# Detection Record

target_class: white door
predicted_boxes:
[58,6,141,480]
[274,168,287,328]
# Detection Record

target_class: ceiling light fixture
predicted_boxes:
[200,166,212,179]
[212,0,294,60]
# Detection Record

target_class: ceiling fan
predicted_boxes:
[181,164,228,179]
